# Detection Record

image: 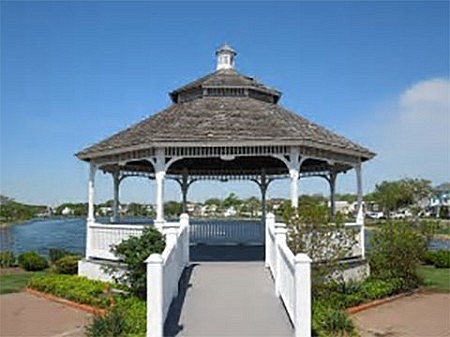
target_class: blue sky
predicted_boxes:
[1,1,449,206]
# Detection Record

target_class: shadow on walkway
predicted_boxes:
[164,245,266,336]
[189,244,264,262]
[164,264,197,337]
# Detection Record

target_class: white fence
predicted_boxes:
[86,223,146,260]
[146,214,190,337]
[265,213,311,337]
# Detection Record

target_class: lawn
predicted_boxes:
[0,271,45,294]
[417,265,450,292]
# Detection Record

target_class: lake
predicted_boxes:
[1,217,449,257]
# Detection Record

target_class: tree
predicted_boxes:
[298,194,327,207]
[285,204,358,294]
[372,178,433,217]
[164,201,183,217]
[204,198,222,206]
[223,193,241,208]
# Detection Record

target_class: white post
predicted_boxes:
[163,224,179,247]
[290,169,299,209]
[265,213,275,268]
[112,172,120,222]
[294,253,312,337]
[355,163,365,258]
[289,147,301,209]
[274,222,287,296]
[180,213,190,265]
[154,149,166,228]
[146,254,164,337]
[87,162,97,222]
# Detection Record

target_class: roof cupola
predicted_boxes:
[216,43,236,70]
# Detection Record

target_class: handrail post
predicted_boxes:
[265,213,275,267]
[294,253,312,337]
[146,254,164,337]
[180,213,190,265]
[274,222,287,296]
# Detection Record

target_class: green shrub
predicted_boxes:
[27,274,114,308]
[85,297,146,337]
[49,248,74,263]
[432,250,450,268]
[18,251,48,271]
[54,255,81,274]
[423,251,436,265]
[86,307,126,337]
[369,221,425,289]
[312,300,356,337]
[110,227,165,299]
[0,251,16,268]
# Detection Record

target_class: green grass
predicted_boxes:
[417,265,450,292]
[0,271,45,294]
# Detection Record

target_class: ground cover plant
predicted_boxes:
[27,273,146,337]
[27,274,115,308]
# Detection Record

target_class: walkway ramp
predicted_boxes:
[165,261,294,337]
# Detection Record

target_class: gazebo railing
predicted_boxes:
[190,219,264,245]
[86,220,182,261]
[86,223,146,260]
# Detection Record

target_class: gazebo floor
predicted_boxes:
[164,260,294,337]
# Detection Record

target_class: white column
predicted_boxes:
[289,148,301,209]
[112,172,120,222]
[154,149,166,226]
[355,163,363,215]
[294,253,312,337]
[87,162,97,222]
[146,254,163,337]
[355,162,365,258]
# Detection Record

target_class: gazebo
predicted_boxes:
[76,44,375,269]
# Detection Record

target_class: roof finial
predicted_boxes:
[216,43,236,71]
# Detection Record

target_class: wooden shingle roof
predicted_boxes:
[77,67,375,161]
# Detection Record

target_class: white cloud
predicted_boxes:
[365,78,449,187]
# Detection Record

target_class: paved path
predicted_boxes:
[0,292,91,337]
[165,262,293,337]
[353,292,450,337]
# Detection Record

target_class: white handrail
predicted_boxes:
[146,214,190,337]
[265,213,311,337]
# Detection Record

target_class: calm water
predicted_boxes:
[1,218,449,256]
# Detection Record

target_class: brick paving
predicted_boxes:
[353,292,450,337]
[0,292,92,337]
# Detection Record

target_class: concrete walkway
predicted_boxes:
[353,292,450,337]
[0,292,91,337]
[165,262,294,337]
